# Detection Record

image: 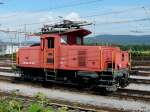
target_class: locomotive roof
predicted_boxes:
[33,28,91,38]
[61,28,91,37]
[30,20,92,38]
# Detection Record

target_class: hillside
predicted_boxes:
[85,35,150,45]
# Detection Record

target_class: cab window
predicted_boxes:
[76,36,82,45]
[47,38,54,48]
[61,35,67,44]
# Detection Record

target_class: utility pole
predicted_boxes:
[24,24,27,41]
[18,29,21,48]
[143,7,150,20]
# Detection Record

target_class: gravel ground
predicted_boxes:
[0,67,12,70]
[0,81,149,112]
[130,75,150,80]
[126,83,150,92]
[132,66,150,69]
[1,72,150,92]
[138,70,150,74]
[0,72,19,77]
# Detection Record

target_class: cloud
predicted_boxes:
[0,6,149,39]
[0,11,60,32]
[65,12,82,21]
[39,12,55,23]
[0,11,85,32]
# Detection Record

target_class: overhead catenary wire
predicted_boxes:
[16,0,103,13]
[45,0,103,11]
[96,18,150,25]
[81,5,150,18]
[142,6,150,22]
[0,0,146,24]
[0,1,149,24]
[0,17,150,35]
[5,4,150,28]
[0,29,27,34]
[0,2,4,4]
[0,1,150,35]
[0,0,103,19]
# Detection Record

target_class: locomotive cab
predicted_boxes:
[60,28,91,45]
[39,28,91,70]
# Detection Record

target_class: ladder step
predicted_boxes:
[100,75,113,77]
[46,75,55,78]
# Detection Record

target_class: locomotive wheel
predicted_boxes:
[120,78,126,88]
[120,73,129,88]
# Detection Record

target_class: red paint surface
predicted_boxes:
[17,28,129,72]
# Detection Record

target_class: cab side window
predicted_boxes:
[76,36,82,45]
[47,38,54,48]
[61,35,67,44]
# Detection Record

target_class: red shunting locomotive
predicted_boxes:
[16,20,130,91]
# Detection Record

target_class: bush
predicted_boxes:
[0,91,68,112]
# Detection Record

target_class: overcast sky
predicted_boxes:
[0,0,150,42]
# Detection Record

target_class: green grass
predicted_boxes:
[0,91,67,112]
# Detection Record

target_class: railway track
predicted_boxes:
[0,66,149,102]
[116,88,150,102]
[0,70,150,85]
[129,78,150,84]
[0,73,149,103]
[0,74,149,111]
[0,64,150,76]
[0,67,149,81]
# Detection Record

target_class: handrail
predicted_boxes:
[54,48,57,80]
[100,47,103,70]
[43,39,46,73]
[129,49,132,72]
[53,48,56,72]
[112,51,114,73]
